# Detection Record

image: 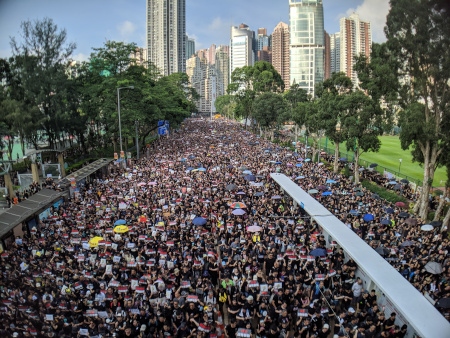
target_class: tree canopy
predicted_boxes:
[385,0,450,219]
[0,18,197,161]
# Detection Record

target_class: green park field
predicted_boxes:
[316,136,447,188]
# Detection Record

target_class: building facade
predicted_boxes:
[256,28,271,52]
[230,24,255,76]
[289,0,325,95]
[130,47,148,67]
[215,45,230,95]
[324,31,331,80]
[340,13,372,85]
[186,36,195,59]
[146,0,186,76]
[329,32,341,75]
[272,22,290,90]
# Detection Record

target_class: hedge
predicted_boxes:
[360,179,409,204]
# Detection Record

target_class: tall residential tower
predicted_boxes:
[289,0,324,95]
[146,0,186,76]
[272,22,290,90]
[340,13,372,85]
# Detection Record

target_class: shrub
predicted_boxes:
[360,179,409,203]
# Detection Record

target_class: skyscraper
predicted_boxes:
[324,31,331,80]
[230,24,255,76]
[329,33,341,75]
[146,0,186,76]
[186,36,195,59]
[340,13,372,85]
[289,0,325,95]
[256,28,271,51]
[207,44,216,65]
[272,22,290,90]
[215,45,230,94]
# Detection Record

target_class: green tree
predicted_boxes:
[215,95,236,120]
[10,18,76,149]
[385,0,450,219]
[296,100,325,162]
[316,72,353,172]
[228,61,284,128]
[253,92,287,138]
[341,90,387,184]
[283,83,309,143]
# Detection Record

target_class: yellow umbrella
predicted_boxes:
[114,225,130,234]
[89,236,104,248]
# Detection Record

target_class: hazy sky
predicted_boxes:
[0,0,390,61]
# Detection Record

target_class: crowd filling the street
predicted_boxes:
[1,119,449,338]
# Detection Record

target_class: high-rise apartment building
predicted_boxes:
[272,22,290,90]
[324,31,331,80]
[146,0,186,76]
[130,47,148,67]
[256,28,271,51]
[230,24,255,75]
[340,13,372,85]
[257,46,272,64]
[215,45,230,94]
[186,36,195,59]
[289,0,325,95]
[329,33,341,75]
[186,52,220,114]
[207,44,216,65]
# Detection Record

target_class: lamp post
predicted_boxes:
[135,120,139,160]
[399,158,402,173]
[117,86,134,165]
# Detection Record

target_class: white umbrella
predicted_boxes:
[421,224,434,231]
[247,225,262,233]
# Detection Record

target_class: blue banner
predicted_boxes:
[158,126,167,135]
[157,120,165,127]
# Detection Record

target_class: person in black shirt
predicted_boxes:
[225,319,238,338]
[266,324,279,338]
[264,252,276,275]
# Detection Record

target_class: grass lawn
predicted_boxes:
[311,135,447,187]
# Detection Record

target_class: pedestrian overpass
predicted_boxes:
[270,173,450,338]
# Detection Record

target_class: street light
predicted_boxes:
[399,158,402,173]
[117,86,134,164]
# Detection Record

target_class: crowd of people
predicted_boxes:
[0,119,449,338]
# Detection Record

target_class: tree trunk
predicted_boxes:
[353,150,360,184]
[333,142,339,173]
[418,144,438,220]
[433,189,448,221]
[442,205,450,233]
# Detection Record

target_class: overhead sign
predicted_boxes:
[158,127,167,136]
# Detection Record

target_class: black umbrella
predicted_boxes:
[430,220,442,227]
[371,193,380,200]
[398,212,409,218]
[436,298,450,309]
[400,179,409,184]
[381,218,391,225]
[369,163,378,168]
[226,184,237,191]
[375,247,390,256]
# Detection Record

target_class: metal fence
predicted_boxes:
[42,163,61,179]
[295,135,426,189]
[320,145,423,187]
[17,173,33,192]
